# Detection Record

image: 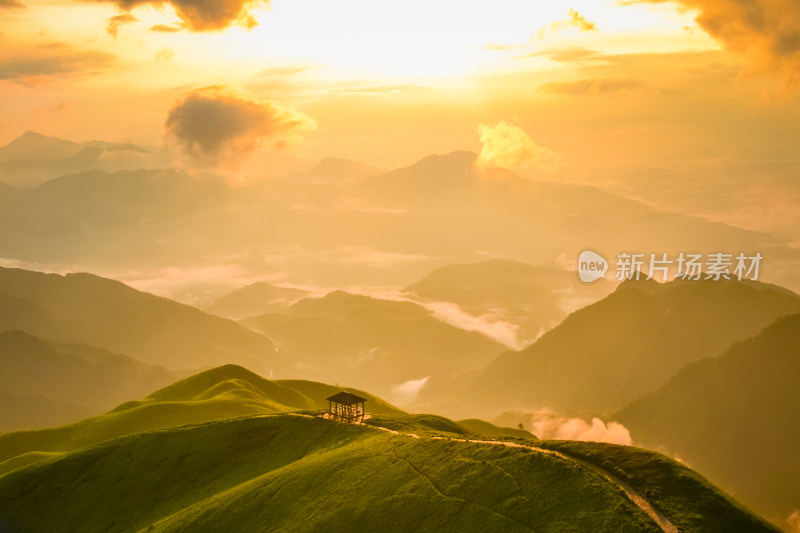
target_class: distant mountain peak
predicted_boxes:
[288,156,382,182]
[410,150,477,169]
[19,130,47,140]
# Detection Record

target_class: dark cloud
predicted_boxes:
[538,78,651,96]
[642,0,800,90]
[0,45,114,83]
[165,85,314,162]
[93,0,268,32]
[149,24,182,32]
[106,14,138,38]
[0,0,24,8]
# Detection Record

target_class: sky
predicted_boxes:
[3,0,798,168]
[1,0,800,259]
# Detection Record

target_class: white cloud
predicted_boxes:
[525,408,633,445]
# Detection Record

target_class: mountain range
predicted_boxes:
[0,131,166,188]
[0,267,282,372]
[1,134,798,294]
[417,277,800,417]
[240,290,506,398]
[0,330,174,431]
[403,258,614,346]
[616,312,800,525]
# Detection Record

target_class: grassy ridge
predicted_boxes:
[540,440,780,532]
[0,365,401,475]
[0,415,662,533]
[0,365,780,532]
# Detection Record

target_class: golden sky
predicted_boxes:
[1,0,799,170]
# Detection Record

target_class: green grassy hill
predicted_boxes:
[0,411,778,533]
[456,418,534,439]
[421,278,800,417]
[0,364,780,532]
[0,365,401,475]
[0,267,282,372]
[241,290,506,394]
[274,379,404,415]
[616,313,800,527]
[0,330,174,431]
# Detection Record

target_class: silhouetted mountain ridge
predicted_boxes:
[419,278,800,417]
[0,267,283,372]
[616,312,800,526]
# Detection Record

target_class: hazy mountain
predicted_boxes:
[0,393,96,434]
[0,168,237,267]
[241,290,506,397]
[0,131,81,162]
[0,290,82,342]
[0,330,175,431]
[0,267,283,372]
[359,150,479,203]
[284,156,382,183]
[0,365,777,532]
[204,282,309,320]
[404,258,615,346]
[0,131,163,188]
[616,313,800,527]
[418,278,800,418]
[1,148,798,294]
[355,151,799,293]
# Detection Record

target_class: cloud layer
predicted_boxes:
[106,14,138,38]
[475,121,559,173]
[0,44,114,83]
[646,0,800,90]
[537,8,597,40]
[165,85,315,164]
[538,77,650,96]
[93,0,267,31]
[526,408,632,445]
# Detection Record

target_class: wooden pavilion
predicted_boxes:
[326,391,367,423]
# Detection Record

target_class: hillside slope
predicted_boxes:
[0,365,402,474]
[0,413,778,533]
[420,278,800,417]
[0,393,94,434]
[616,313,800,526]
[0,267,282,372]
[0,330,174,431]
[204,282,309,320]
[241,290,506,394]
[403,259,614,346]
